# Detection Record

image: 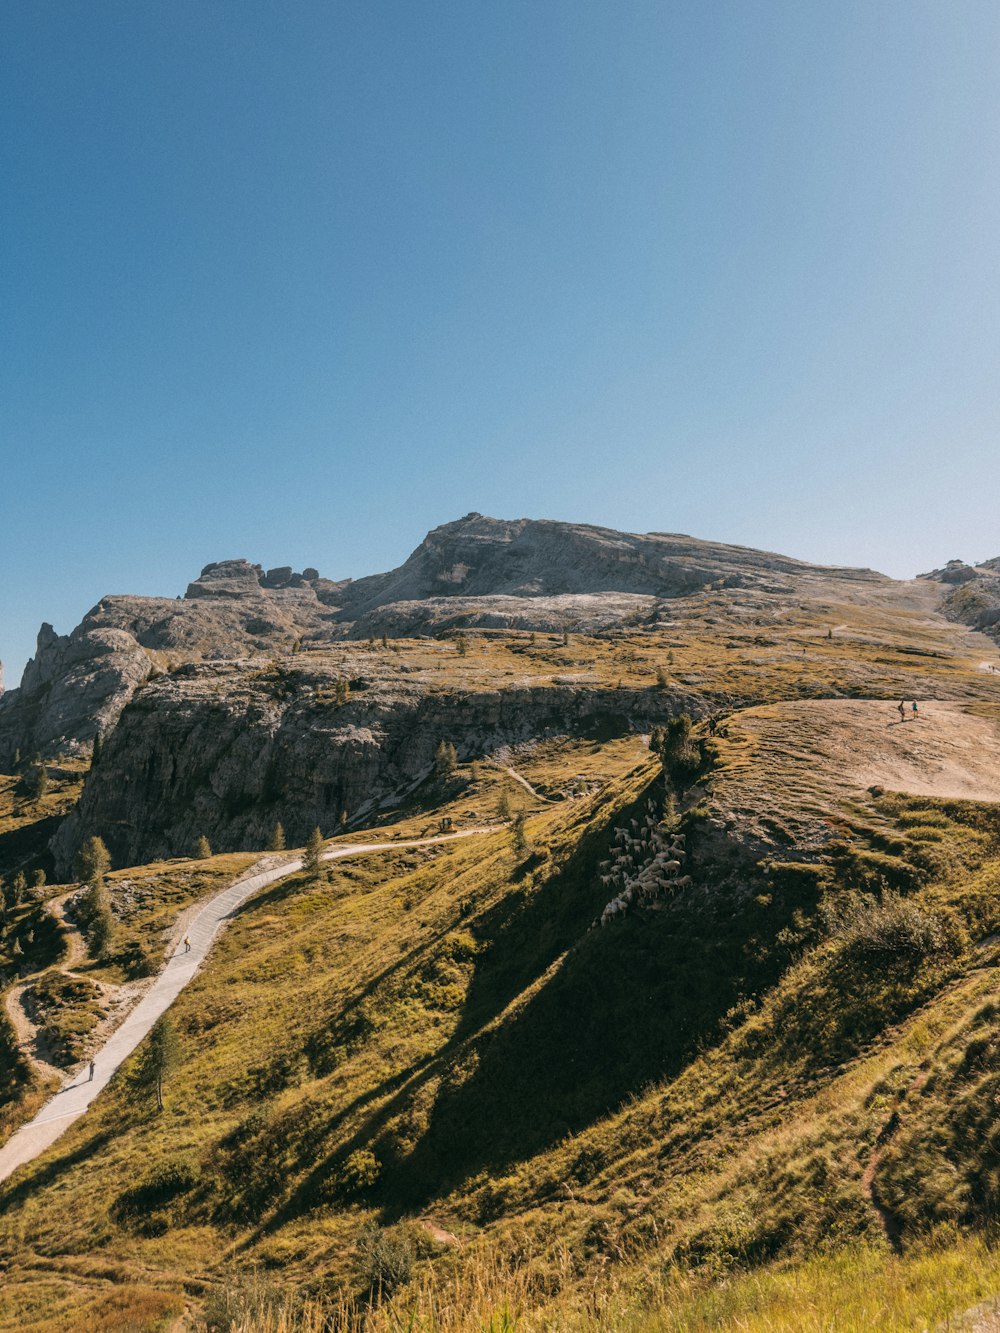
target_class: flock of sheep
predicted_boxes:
[594,798,690,928]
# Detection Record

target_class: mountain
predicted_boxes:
[2,514,998,870]
[2,516,1000,1330]
[0,513,896,767]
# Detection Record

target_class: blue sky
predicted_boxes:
[2,2,998,685]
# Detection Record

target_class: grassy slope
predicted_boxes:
[0,592,998,1329]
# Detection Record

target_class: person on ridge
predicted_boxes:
[183,934,191,953]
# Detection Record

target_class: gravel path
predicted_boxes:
[0,831,486,1187]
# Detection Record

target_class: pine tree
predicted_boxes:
[456,635,468,656]
[76,836,111,887]
[496,790,512,820]
[126,1016,180,1113]
[82,880,115,959]
[269,821,286,852]
[511,810,530,855]
[20,763,48,799]
[335,677,350,706]
[650,713,700,780]
[435,740,458,778]
[195,835,212,859]
[91,733,104,766]
[303,827,325,879]
[30,868,46,891]
[339,809,349,831]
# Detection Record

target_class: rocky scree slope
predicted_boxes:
[1,513,897,764]
[922,558,1000,644]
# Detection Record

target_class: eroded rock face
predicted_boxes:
[922,557,1000,641]
[49,656,691,872]
[350,593,662,639]
[0,565,345,765]
[336,513,887,618]
[2,515,896,765]
[0,622,151,765]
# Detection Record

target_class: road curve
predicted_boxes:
[0,831,487,1188]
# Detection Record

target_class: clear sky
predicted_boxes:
[2,2,998,686]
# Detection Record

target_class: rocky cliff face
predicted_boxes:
[50,653,692,872]
[0,560,347,766]
[921,557,1000,643]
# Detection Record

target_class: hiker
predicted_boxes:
[183,934,191,953]
[897,701,906,722]
[88,1060,95,1082]
[911,700,919,718]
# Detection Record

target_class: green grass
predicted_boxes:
[1,637,1000,1329]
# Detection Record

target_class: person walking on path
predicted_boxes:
[911,701,919,718]
[898,701,906,722]
[88,1060,95,1082]
[183,934,191,953]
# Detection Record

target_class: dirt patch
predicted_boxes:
[708,700,1000,855]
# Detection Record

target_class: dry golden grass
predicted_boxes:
[2,587,1000,1331]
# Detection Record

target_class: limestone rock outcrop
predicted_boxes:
[1,514,895,764]
[0,564,345,765]
[922,557,1000,642]
[336,513,886,621]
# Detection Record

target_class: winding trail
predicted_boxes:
[0,830,487,1187]
[2,890,92,1084]
[504,766,555,803]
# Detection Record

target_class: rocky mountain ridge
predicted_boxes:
[0,513,909,766]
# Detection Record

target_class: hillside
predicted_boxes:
[0,518,999,1331]
[4,511,982,768]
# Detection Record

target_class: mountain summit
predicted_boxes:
[0,513,994,769]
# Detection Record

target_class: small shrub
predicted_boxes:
[827,892,962,965]
[120,938,158,979]
[112,1158,199,1223]
[511,810,530,856]
[336,1148,381,1197]
[202,1276,306,1333]
[18,764,48,799]
[435,740,458,778]
[356,1221,414,1296]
